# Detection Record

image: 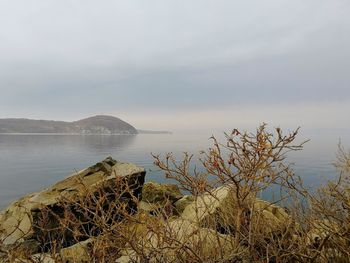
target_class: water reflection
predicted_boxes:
[0,134,136,153]
[0,131,349,209]
[0,134,136,208]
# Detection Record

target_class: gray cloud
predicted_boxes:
[0,0,349,129]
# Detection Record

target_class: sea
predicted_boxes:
[0,129,349,209]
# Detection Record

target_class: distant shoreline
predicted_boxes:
[0,115,172,135]
[0,132,172,135]
[137,130,172,135]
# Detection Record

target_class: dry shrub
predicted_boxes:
[153,124,308,262]
[304,144,350,262]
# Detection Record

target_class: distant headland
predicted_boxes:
[0,115,171,135]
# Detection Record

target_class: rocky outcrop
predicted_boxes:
[0,157,145,255]
[115,185,291,262]
[0,159,295,262]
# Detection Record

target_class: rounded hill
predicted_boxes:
[73,115,138,134]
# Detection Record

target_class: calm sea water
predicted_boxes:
[0,130,349,209]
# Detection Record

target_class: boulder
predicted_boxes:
[307,219,341,247]
[252,199,291,232]
[115,249,138,263]
[181,185,234,223]
[4,253,56,263]
[164,218,242,260]
[174,195,195,214]
[138,201,161,214]
[139,182,183,216]
[181,185,291,235]
[29,253,56,263]
[116,218,245,262]
[0,157,145,254]
[59,238,93,263]
[141,182,183,205]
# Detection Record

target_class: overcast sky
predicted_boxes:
[0,0,349,132]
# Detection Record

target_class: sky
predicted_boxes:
[0,0,349,133]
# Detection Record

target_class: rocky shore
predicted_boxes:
[0,157,337,262]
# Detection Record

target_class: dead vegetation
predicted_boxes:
[1,124,350,262]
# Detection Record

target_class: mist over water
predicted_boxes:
[0,130,349,209]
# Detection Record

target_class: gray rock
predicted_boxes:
[181,185,291,235]
[59,238,93,263]
[140,182,183,216]
[174,195,195,214]
[141,182,183,205]
[0,157,145,254]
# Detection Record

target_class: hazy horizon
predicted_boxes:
[1,1,349,133]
